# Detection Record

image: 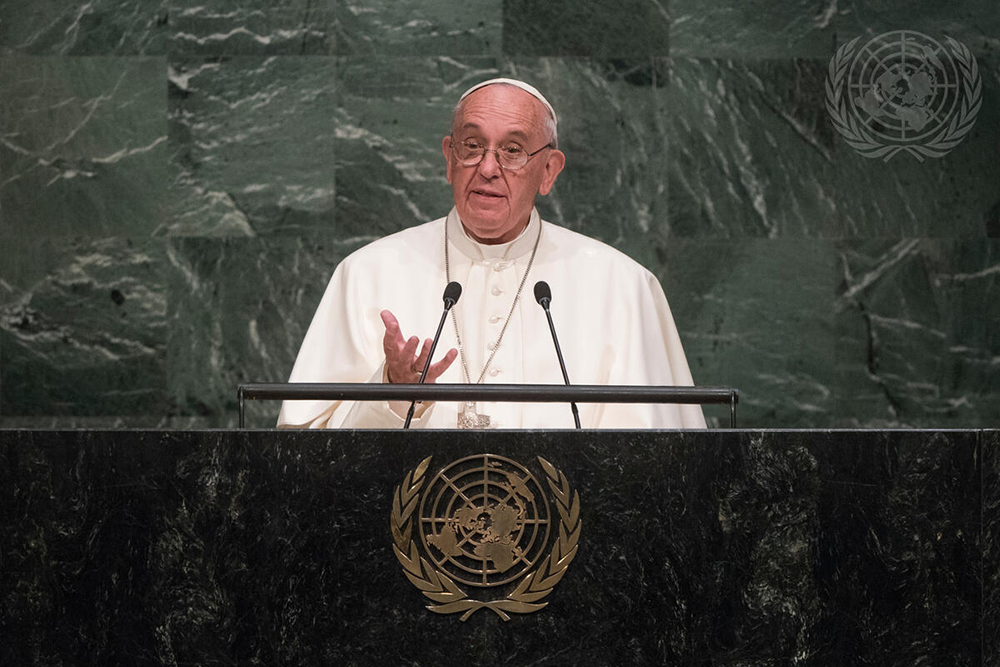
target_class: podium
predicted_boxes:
[1,428,995,665]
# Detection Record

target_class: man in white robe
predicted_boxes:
[278,78,706,429]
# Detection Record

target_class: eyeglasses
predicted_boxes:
[449,138,552,171]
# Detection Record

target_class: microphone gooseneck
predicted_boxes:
[403,282,462,429]
[533,281,581,429]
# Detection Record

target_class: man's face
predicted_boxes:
[442,85,565,244]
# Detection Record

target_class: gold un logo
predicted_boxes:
[390,454,582,621]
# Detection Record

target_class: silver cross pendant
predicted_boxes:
[457,401,492,429]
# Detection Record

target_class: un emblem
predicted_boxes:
[390,455,581,621]
[825,30,982,161]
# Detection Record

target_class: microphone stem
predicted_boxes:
[542,304,581,429]
[403,305,451,429]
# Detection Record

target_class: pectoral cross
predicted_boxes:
[458,401,492,429]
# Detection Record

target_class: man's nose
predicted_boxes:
[477,149,502,177]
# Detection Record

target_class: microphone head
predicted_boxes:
[443,281,462,309]
[533,281,551,305]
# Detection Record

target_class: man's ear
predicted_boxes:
[441,136,453,184]
[538,149,566,196]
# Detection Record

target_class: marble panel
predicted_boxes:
[665,57,1000,239]
[166,5,338,56]
[335,0,502,56]
[0,429,982,664]
[0,237,168,417]
[834,240,1000,428]
[661,239,836,428]
[671,0,1000,58]
[516,58,671,271]
[333,56,471,239]
[502,0,669,57]
[986,430,999,667]
[336,57,672,269]
[165,235,366,427]
[805,429,982,665]
[0,415,229,429]
[167,56,337,236]
[0,0,169,55]
[0,57,169,238]
[162,0,500,57]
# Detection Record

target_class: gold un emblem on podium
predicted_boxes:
[390,454,582,621]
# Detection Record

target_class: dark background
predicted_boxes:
[1,1,998,429]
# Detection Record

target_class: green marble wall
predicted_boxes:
[1,1,998,428]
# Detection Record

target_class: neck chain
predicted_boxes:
[445,220,542,385]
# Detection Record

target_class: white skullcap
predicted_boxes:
[458,78,558,127]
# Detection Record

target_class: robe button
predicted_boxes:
[493,261,510,271]
[489,368,501,376]
[487,341,496,351]
[491,285,504,296]
[489,315,502,324]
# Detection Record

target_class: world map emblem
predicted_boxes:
[825,31,982,161]
[390,454,581,621]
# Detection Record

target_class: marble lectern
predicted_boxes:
[1,429,996,666]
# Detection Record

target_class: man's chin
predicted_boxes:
[459,206,508,234]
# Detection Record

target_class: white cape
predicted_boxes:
[278,208,706,429]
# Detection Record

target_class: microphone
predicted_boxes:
[533,281,581,429]
[442,281,461,309]
[533,281,551,308]
[404,281,462,429]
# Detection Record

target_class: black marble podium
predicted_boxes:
[1,429,996,666]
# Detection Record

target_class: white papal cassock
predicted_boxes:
[277,208,706,429]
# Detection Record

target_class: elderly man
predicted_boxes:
[278,78,706,429]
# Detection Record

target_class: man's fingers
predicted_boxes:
[412,338,433,371]
[380,312,448,384]
[380,310,400,339]
[426,348,459,382]
[401,335,420,359]
[386,336,417,384]
[381,309,405,353]
[380,309,398,331]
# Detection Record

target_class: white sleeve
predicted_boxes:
[592,270,706,429]
[337,362,438,429]
[276,258,440,429]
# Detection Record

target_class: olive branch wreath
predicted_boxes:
[390,456,581,621]
[825,35,981,162]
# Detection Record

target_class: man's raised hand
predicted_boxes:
[380,310,457,383]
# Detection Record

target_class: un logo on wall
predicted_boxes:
[825,31,982,162]
[390,455,581,621]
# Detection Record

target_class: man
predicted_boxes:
[278,78,706,429]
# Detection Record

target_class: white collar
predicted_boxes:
[446,207,541,261]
